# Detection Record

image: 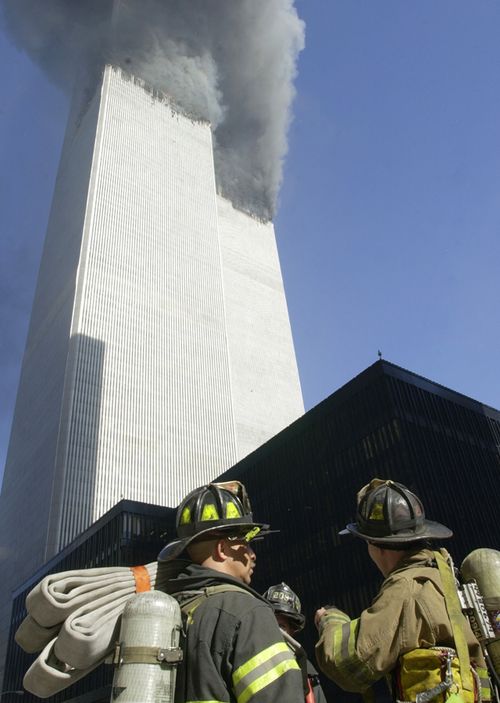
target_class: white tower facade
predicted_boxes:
[0,65,303,670]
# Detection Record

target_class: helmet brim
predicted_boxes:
[158,521,272,562]
[339,518,453,544]
[272,606,306,632]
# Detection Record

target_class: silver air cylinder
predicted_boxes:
[461,548,500,678]
[110,591,182,703]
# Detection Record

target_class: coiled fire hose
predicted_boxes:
[15,562,171,698]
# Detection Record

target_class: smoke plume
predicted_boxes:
[2,0,305,220]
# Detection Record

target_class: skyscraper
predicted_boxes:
[0,65,303,676]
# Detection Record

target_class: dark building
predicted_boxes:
[218,359,500,701]
[4,501,175,703]
[5,360,500,703]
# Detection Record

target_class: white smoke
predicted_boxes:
[2,0,305,220]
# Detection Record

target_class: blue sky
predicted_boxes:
[1,1,500,479]
[278,0,500,408]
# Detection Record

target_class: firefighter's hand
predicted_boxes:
[314,608,327,630]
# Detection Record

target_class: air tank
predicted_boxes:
[461,548,500,678]
[110,591,183,703]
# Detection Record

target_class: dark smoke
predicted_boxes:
[2,0,305,220]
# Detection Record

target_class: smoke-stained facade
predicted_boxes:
[0,65,303,681]
[2,0,305,220]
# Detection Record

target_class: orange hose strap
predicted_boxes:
[131,565,151,593]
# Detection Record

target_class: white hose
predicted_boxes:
[23,638,103,698]
[53,591,134,669]
[24,564,159,627]
[15,616,61,654]
[16,562,170,698]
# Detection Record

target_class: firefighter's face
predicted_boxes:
[276,613,296,636]
[221,537,256,584]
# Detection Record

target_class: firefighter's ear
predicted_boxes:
[187,537,221,564]
[215,538,229,562]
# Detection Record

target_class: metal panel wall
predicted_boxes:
[4,503,175,703]
[219,360,500,703]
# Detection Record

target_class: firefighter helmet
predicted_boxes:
[263,582,306,632]
[158,481,270,562]
[339,478,452,545]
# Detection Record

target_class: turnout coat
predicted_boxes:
[163,560,305,703]
[315,549,489,700]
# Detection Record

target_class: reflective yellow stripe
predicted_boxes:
[318,608,350,636]
[477,667,492,702]
[324,611,350,621]
[226,501,242,518]
[329,617,373,689]
[233,642,289,685]
[348,619,357,656]
[237,658,300,703]
[180,505,191,524]
[332,619,344,660]
[323,610,350,625]
[477,667,491,690]
[333,617,357,661]
[234,648,297,699]
[201,503,220,521]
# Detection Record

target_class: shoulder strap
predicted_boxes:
[179,583,253,624]
[280,628,302,654]
[434,549,474,693]
[204,584,252,597]
[281,629,310,698]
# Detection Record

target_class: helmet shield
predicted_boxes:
[340,478,452,544]
[263,582,306,632]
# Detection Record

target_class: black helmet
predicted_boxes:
[339,478,452,545]
[158,481,270,562]
[263,582,306,632]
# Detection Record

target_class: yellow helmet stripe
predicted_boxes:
[226,501,242,519]
[180,506,191,525]
[201,504,220,521]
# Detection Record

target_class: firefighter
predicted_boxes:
[264,582,328,702]
[158,480,305,703]
[314,478,492,703]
